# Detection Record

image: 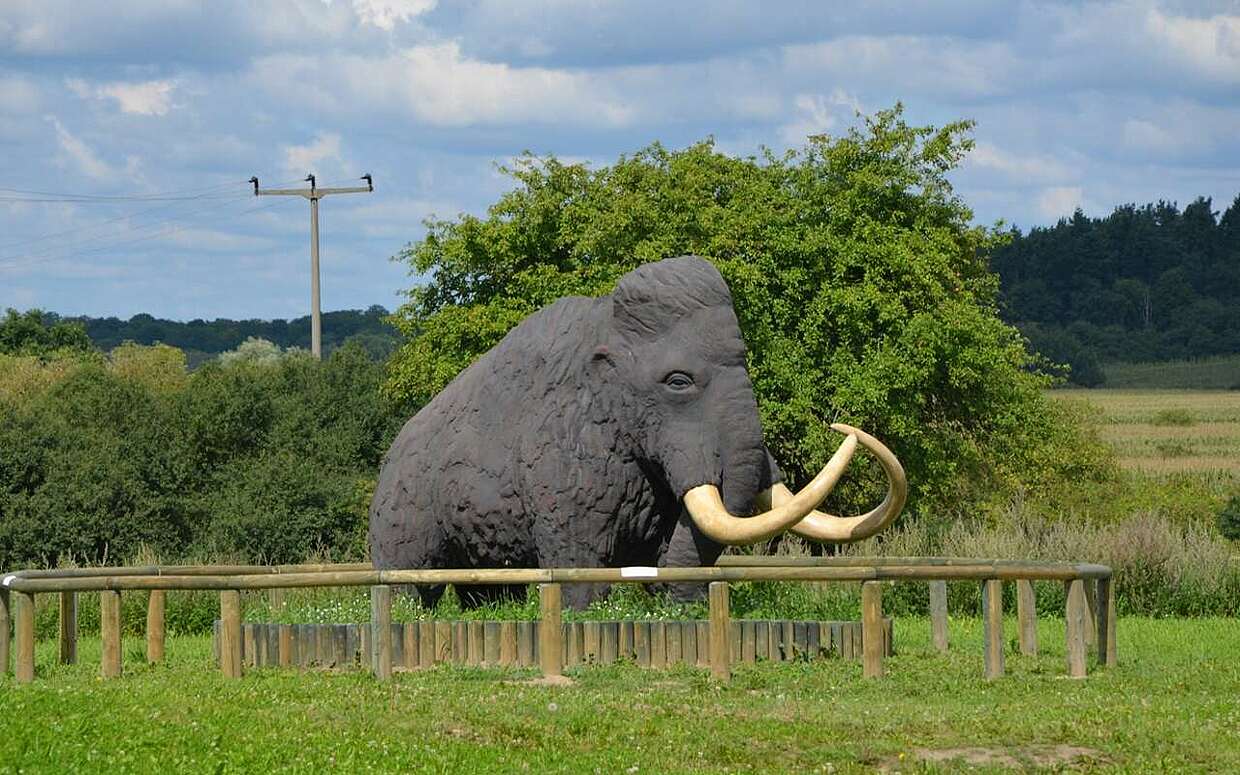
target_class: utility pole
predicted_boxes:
[250,173,373,359]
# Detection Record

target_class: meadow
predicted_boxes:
[2,618,1238,773]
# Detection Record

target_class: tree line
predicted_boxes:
[993,196,1240,385]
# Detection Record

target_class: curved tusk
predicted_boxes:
[683,433,858,545]
[759,423,907,543]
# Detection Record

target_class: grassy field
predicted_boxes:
[1101,355,1240,390]
[2,617,1237,773]
[1054,389,1240,476]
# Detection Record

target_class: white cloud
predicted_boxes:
[1147,8,1240,84]
[67,78,178,116]
[283,132,345,177]
[347,0,435,31]
[0,75,40,112]
[968,142,1073,184]
[778,90,863,145]
[46,115,113,179]
[251,42,635,127]
[1036,186,1085,220]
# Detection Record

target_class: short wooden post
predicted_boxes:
[982,579,1004,679]
[279,624,293,668]
[928,580,949,653]
[220,590,242,679]
[59,591,78,665]
[1016,579,1038,657]
[1065,579,1088,679]
[500,621,518,666]
[434,621,451,664]
[708,581,730,682]
[649,622,666,668]
[538,583,562,677]
[1096,575,1117,667]
[100,590,122,679]
[861,582,884,678]
[1083,580,1098,650]
[583,621,601,664]
[467,620,484,666]
[634,622,651,667]
[146,590,166,664]
[484,621,501,665]
[0,587,10,677]
[14,591,35,684]
[370,585,392,681]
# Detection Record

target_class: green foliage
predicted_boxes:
[67,305,400,360]
[994,195,1240,380]
[1151,407,1196,426]
[1102,355,1240,390]
[1219,495,1240,540]
[0,308,92,357]
[0,342,402,569]
[387,106,1098,515]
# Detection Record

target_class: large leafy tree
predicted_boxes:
[387,106,1100,515]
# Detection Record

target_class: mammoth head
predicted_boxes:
[595,256,907,546]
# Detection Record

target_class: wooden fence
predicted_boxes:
[0,558,1115,685]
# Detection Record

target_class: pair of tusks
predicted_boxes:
[681,423,908,545]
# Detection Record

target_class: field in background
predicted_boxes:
[2,619,1237,772]
[1101,355,1240,390]
[1054,389,1240,475]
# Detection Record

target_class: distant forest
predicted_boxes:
[66,305,400,365]
[993,194,1240,385]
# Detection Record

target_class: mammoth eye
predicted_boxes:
[663,371,695,391]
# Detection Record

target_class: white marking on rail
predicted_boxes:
[1,574,14,587]
[620,566,659,579]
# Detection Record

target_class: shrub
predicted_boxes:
[1151,407,1196,426]
[1219,495,1240,541]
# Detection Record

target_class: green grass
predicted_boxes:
[1101,355,1240,390]
[3,618,1238,773]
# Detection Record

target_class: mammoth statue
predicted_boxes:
[370,256,906,608]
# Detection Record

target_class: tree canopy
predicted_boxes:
[993,197,1240,384]
[387,106,1102,515]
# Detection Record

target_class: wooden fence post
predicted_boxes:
[371,585,392,681]
[0,587,9,677]
[928,580,948,653]
[1065,579,1088,679]
[1083,580,1098,650]
[1096,575,1117,667]
[100,590,122,679]
[146,590,165,664]
[14,591,34,684]
[59,591,78,665]
[982,579,1004,679]
[1016,579,1038,656]
[538,583,562,677]
[708,581,730,682]
[220,590,242,679]
[861,582,884,678]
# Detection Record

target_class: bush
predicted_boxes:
[1219,496,1240,541]
[385,106,1108,519]
[1151,407,1195,427]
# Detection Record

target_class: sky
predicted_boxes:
[0,0,1237,321]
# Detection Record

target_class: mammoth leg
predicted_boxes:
[562,582,611,611]
[653,512,724,603]
[415,584,446,610]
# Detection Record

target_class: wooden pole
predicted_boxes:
[279,624,293,668]
[861,582,884,678]
[708,581,730,682]
[100,590,122,679]
[14,591,34,684]
[146,590,166,664]
[370,585,392,681]
[1097,575,1117,667]
[220,590,242,679]
[1065,579,1088,679]
[59,591,78,665]
[0,587,9,677]
[1083,579,1098,650]
[500,621,518,666]
[538,583,562,677]
[928,580,948,653]
[982,580,1004,679]
[1016,579,1038,657]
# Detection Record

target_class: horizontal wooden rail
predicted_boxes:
[2,562,1111,594]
